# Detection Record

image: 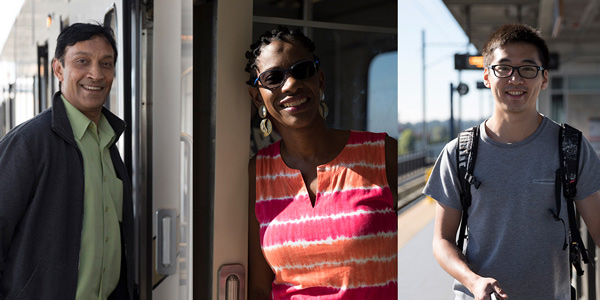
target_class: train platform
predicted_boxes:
[397,196,455,300]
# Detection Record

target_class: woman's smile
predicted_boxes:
[281,97,307,108]
[279,96,311,113]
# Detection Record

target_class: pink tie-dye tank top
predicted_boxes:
[255,131,398,299]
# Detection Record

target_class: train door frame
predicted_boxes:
[192,0,253,299]
[118,0,154,298]
[192,3,215,299]
[117,1,152,298]
[117,1,192,298]
[130,0,196,298]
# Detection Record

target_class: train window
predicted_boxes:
[249,24,397,153]
[312,27,396,131]
[368,52,398,139]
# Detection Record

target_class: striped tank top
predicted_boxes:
[255,130,398,299]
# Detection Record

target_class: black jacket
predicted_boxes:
[0,92,135,299]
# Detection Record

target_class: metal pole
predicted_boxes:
[422,30,427,152]
[458,71,462,132]
[450,83,455,139]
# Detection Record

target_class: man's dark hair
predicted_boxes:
[482,24,549,69]
[244,25,319,86]
[54,22,118,65]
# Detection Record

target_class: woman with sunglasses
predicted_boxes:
[246,26,398,300]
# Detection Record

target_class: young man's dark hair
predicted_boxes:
[55,22,118,65]
[482,24,549,69]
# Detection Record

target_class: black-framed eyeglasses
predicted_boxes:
[254,60,319,90]
[488,64,545,79]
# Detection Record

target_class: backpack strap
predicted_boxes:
[556,123,590,276]
[456,126,481,250]
[559,124,581,200]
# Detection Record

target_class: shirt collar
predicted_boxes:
[61,95,115,144]
[98,113,116,147]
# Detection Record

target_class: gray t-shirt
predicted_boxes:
[423,117,600,300]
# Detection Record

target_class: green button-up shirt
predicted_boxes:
[62,96,123,300]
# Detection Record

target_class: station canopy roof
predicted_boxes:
[442,0,600,65]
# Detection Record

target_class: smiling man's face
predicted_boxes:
[483,42,548,116]
[53,35,115,121]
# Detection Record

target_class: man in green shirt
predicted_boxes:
[0,23,135,299]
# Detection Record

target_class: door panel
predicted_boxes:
[151,0,185,298]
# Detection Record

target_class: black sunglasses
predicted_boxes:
[254,60,319,90]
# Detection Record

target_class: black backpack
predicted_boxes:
[455,123,591,276]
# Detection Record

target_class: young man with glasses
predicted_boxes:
[424,24,600,300]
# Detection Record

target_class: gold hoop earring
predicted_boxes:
[258,105,272,136]
[319,90,329,120]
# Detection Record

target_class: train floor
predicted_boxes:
[397,196,455,300]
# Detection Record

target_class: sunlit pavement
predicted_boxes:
[397,197,455,300]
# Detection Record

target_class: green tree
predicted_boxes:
[430,125,449,144]
[399,129,416,155]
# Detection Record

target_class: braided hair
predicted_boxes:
[244,26,319,86]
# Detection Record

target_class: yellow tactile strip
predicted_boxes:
[397,197,437,249]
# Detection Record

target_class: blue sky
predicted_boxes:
[398,0,495,124]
